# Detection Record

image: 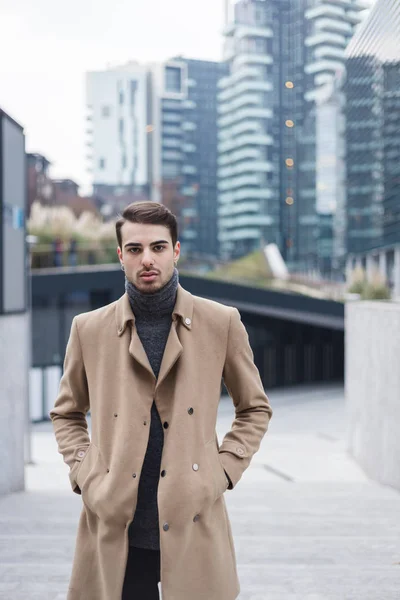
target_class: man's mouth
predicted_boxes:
[140,271,158,280]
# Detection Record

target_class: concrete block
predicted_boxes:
[345,301,400,490]
[0,313,29,495]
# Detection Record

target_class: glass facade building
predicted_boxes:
[153,58,226,258]
[218,0,367,268]
[303,0,369,272]
[344,0,400,255]
[218,0,277,259]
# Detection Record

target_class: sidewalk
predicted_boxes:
[1,384,399,599]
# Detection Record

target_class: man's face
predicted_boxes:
[117,222,180,294]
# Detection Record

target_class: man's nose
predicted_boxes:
[142,252,154,267]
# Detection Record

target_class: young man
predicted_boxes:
[50,201,272,600]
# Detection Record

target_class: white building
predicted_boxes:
[217,0,276,260]
[305,0,371,103]
[86,63,150,195]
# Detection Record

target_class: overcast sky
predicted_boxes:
[0,0,225,192]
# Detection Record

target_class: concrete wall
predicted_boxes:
[346,301,400,490]
[0,313,29,495]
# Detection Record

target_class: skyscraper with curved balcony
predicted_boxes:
[218,0,369,270]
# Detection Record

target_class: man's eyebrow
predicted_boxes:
[124,240,170,248]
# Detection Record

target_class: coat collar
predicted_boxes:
[115,284,194,337]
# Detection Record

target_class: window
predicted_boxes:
[99,158,106,170]
[130,81,137,105]
[119,119,124,135]
[165,66,182,93]
[119,90,124,105]
[101,106,111,118]
[122,154,127,169]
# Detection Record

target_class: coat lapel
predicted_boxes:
[156,320,183,390]
[128,327,155,379]
[115,285,194,386]
[115,293,155,379]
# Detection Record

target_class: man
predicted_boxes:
[50,201,272,600]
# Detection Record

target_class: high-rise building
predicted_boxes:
[302,0,369,272]
[152,58,226,257]
[218,0,278,260]
[86,59,223,257]
[86,63,151,202]
[218,0,367,268]
[344,0,400,257]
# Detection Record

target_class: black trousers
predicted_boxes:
[122,546,161,600]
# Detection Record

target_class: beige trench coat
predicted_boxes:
[50,285,272,600]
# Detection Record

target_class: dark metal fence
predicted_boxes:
[31,266,344,390]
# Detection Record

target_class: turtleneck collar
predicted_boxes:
[125,268,179,317]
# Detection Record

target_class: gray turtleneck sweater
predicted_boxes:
[126,268,179,550]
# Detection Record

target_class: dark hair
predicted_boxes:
[116,201,178,249]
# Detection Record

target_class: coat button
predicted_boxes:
[132,473,137,478]
[237,447,244,456]
[193,514,200,522]
[114,413,118,418]
[161,470,167,477]
[188,407,194,415]
[143,421,147,426]
[163,523,170,532]
[163,422,169,429]
[77,450,85,459]
[192,463,199,471]
[185,317,191,326]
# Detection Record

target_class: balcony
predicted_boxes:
[163,113,182,123]
[233,53,273,68]
[162,138,181,148]
[163,125,182,136]
[306,4,345,20]
[182,100,196,109]
[222,22,235,36]
[218,107,273,129]
[219,214,274,230]
[218,78,272,103]
[236,25,273,39]
[181,186,198,197]
[219,188,273,203]
[324,0,370,10]
[218,174,259,192]
[219,133,273,155]
[219,160,273,179]
[182,143,196,153]
[182,121,196,131]
[346,10,363,25]
[162,150,182,161]
[305,31,347,47]
[218,147,260,166]
[219,92,261,115]
[314,18,353,35]
[182,165,197,175]
[315,72,339,86]
[218,228,260,242]
[181,229,198,240]
[218,66,259,91]
[218,201,260,217]
[227,120,262,138]
[305,58,344,75]
[314,45,346,60]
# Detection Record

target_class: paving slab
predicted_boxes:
[0,384,399,599]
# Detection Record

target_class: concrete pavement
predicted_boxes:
[1,384,399,599]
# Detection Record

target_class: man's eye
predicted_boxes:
[155,245,165,251]
[129,248,140,253]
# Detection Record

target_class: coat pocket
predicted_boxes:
[205,437,229,503]
[75,443,104,514]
